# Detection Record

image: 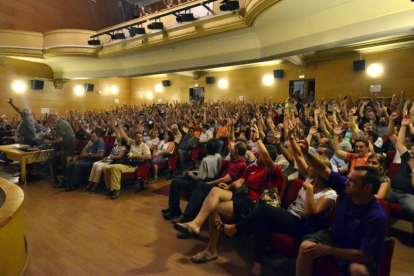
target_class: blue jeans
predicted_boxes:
[178,150,191,172]
[387,189,414,227]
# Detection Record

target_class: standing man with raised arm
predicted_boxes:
[7,98,36,145]
[295,139,387,276]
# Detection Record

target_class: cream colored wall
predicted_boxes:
[2,47,414,117]
[131,48,414,103]
[0,58,130,116]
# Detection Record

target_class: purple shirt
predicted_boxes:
[327,171,387,260]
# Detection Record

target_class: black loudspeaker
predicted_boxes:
[273,70,284,79]
[162,80,170,87]
[31,80,44,90]
[85,83,94,92]
[353,60,366,71]
[206,77,214,84]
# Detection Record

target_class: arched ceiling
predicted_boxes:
[3,0,414,79]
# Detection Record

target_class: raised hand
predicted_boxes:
[401,115,413,126]
[349,107,357,115]
[333,124,343,135]
[390,112,399,121]
[297,139,310,152]
[288,120,296,137]
[309,126,318,135]
[8,98,13,104]
[275,131,281,142]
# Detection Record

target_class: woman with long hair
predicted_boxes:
[367,153,391,199]
[149,131,175,183]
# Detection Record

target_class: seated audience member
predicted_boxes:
[366,153,391,199]
[315,144,338,172]
[295,140,387,276]
[103,123,151,200]
[84,136,128,193]
[55,130,106,192]
[387,112,414,163]
[171,124,182,144]
[177,126,199,175]
[386,114,414,241]
[198,124,213,149]
[216,134,337,276]
[163,139,222,220]
[146,128,160,151]
[150,131,175,183]
[333,124,369,172]
[174,125,283,264]
[170,118,247,227]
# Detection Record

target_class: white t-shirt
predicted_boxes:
[146,138,160,149]
[287,187,337,218]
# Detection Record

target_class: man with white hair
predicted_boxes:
[8,98,36,145]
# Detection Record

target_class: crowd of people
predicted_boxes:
[1,91,413,276]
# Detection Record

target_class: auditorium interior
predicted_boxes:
[1,0,414,275]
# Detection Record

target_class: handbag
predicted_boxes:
[256,172,281,208]
[235,184,250,196]
[127,158,146,167]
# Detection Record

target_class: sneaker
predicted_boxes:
[110,190,120,200]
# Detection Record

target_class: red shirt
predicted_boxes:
[221,158,246,182]
[241,164,283,202]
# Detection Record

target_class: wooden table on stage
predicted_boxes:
[0,144,54,184]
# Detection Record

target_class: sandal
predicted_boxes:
[191,253,218,264]
[173,223,199,239]
[215,220,230,238]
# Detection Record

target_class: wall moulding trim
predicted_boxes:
[43,47,99,59]
[0,48,44,59]
[43,29,97,36]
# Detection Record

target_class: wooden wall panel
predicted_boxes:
[0,0,122,33]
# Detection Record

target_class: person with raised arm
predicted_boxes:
[173,124,283,265]
[295,139,387,276]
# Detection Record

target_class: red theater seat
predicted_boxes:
[121,161,151,193]
[387,162,399,179]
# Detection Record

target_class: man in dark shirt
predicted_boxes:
[177,126,199,174]
[296,139,387,276]
[55,131,106,192]
[386,115,414,241]
[45,114,77,181]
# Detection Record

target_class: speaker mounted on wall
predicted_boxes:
[206,77,215,84]
[31,80,44,90]
[85,83,94,92]
[273,70,284,79]
[353,60,366,71]
[162,80,170,87]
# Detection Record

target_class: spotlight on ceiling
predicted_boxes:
[88,39,101,45]
[148,21,164,30]
[111,32,126,40]
[129,26,146,37]
[219,0,240,11]
[176,13,196,23]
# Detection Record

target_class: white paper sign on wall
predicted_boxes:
[239,96,245,101]
[158,99,163,104]
[370,85,382,93]
[114,99,120,103]
[41,108,50,114]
